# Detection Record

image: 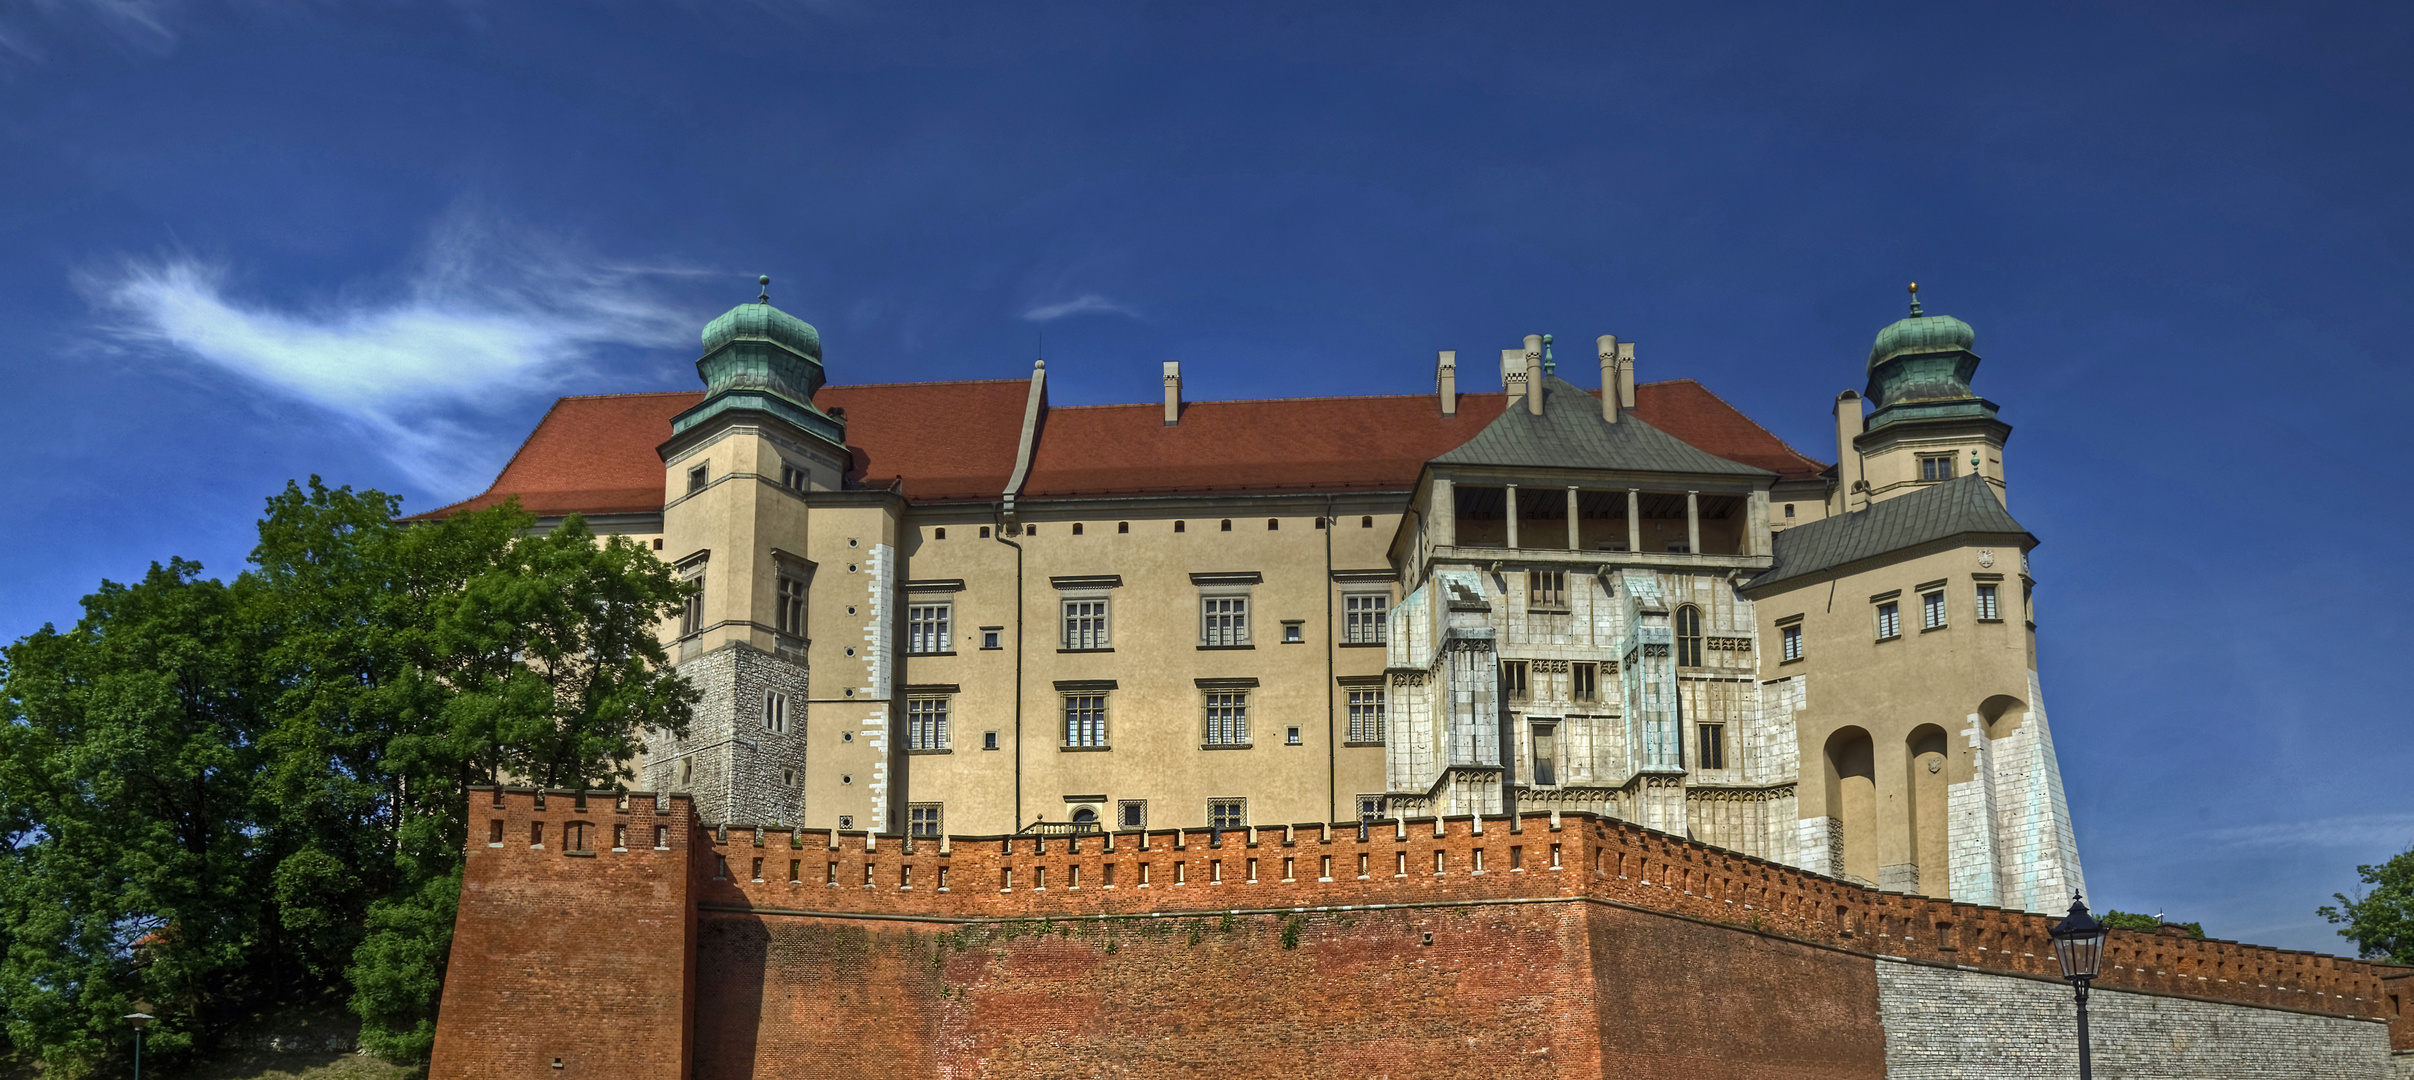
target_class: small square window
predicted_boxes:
[838,815,853,830]
[908,804,942,838]
[1286,725,1302,745]
[1784,503,1796,519]
[983,730,1000,751]
[1118,800,1147,829]
[1208,799,1246,830]
[981,627,1003,650]
[781,768,796,787]
[1356,795,1387,821]
[1919,454,1956,482]
[687,464,709,493]
[1527,571,1567,609]
[1281,621,1304,644]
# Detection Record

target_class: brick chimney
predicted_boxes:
[1162,361,1181,426]
[1597,335,1620,422]
[1436,351,1457,416]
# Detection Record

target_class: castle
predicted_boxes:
[432,281,2079,914]
[425,288,2411,1078]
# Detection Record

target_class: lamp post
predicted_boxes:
[2048,894,2109,1080]
[124,1012,152,1080]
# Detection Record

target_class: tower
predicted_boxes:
[1841,283,2012,510]
[645,278,864,826]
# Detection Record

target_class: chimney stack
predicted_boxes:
[1436,351,1457,416]
[1597,335,1620,422]
[1616,341,1636,409]
[1501,348,1528,409]
[1162,362,1182,425]
[1834,390,1866,512]
[1522,335,1544,415]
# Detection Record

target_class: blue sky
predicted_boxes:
[3,2,2409,952]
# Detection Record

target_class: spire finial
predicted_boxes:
[1907,281,1922,317]
[1541,333,1555,375]
[758,275,771,304]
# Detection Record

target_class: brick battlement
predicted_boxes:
[457,787,2403,1032]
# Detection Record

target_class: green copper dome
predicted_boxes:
[1867,311,1974,370]
[1862,285,1996,434]
[701,300,822,361]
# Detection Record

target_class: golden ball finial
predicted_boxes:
[1908,282,1919,295]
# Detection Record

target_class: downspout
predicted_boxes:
[1324,495,1337,824]
[996,359,1047,831]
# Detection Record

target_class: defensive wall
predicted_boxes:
[430,788,2412,1079]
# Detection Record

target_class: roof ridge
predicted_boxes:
[823,377,1032,390]
[1651,378,1832,471]
[468,398,577,499]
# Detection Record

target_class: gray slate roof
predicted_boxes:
[1748,473,2031,591]
[1433,375,1772,477]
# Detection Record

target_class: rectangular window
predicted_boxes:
[1976,583,2000,621]
[1203,692,1249,746]
[1531,722,1558,786]
[1357,795,1387,821]
[1501,660,1529,701]
[613,824,627,850]
[1922,590,1946,630]
[1208,799,1247,831]
[906,603,951,654]
[680,572,706,637]
[763,690,788,734]
[1698,723,1726,770]
[1920,454,1955,481]
[908,804,942,838]
[1201,596,1249,646]
[1571,662,1597,701]
[775,574,806,637]
[687,464,709,493]
[1344,593,1389,644]
[1876,601,1901,640]
[777,463,806,490]
[981,627,1003,649]
[1063,694,1108,748]
[1782,624,1803,661]
[1118,800,1147,830]
[1062,599,1110,650]
[1346,688,1386,743]
[1528,570,1567,609]
[907,696,949,751]
[983,730,1000,751]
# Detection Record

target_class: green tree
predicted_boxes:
[0,560,273,1077]
[0,479,696,1073]
[2318,845,2414,965]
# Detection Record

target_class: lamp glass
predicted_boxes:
[2048,897,2109,981]
[124,1012,152,1030]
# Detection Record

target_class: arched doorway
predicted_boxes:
[1907,725,1950,896]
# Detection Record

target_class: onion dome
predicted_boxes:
[671,276,846,452]
[1863,284,1996,434]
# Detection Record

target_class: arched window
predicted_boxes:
[1361,516,1374,529]
[1072,522,1084,535]
[1071,806,1098,825]
[1174,520,1186,533]
[1675,605,1703,667]
[1117,521,1129,533]
[1221,519,1233,532]
[1266,518,1279,530]
[934,527,947,540]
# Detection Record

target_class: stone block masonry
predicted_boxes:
[430,789,2409,1079]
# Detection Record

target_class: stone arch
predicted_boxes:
[1906,724,1950,896]
[1979,694,2026,737]
[1823,726,1876,885]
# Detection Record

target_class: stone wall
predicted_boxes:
[648,641,810,825]
[1876,959,2392,1079]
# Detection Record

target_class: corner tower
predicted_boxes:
[1841,284,2012,510]
[646,279,897,829]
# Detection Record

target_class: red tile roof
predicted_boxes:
[415,378,1826,520]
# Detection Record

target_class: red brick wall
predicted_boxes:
[433,795,2407,1078]
[429,789,699,1080]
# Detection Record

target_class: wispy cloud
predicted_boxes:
[81,214,699,492]
[1021,293,1140,322]
[2197,813,2414,850]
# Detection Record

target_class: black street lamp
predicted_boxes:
[124,1012,152,1080]
[2048,894,2109,1080]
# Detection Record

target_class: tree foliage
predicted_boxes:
[0,480,694,1075]
[2102,910,2203,939]
[2318,845,2414,966]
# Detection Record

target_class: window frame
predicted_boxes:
[1530,721,1559,786]
[1207,798,1247,831]
[764,690,789,735]
[1919,453,1956,482]
[679,570,706,638]
[1571,662,1597,702]
[1061,597,1111,651]
[1500,659,1529,701]
[1062,694,1109,750]
[1345,686,1386,745]
[1117,800,1147,830]
[906,600,953,655]
[1697,723,1726,770]
[1202,690,1250,747]
[687,463,709,494]
[1975,582,2001,622]
[906,695,950,752]
[908,803,943,839]
[1781,623,1803,662]
[1527,570,1568,610]
[1876,600,1902,641]
[774,573,807,638]
[1920,589,1947,631]
[1342,592,1391,645]
[1675,604,1704,667]
[1199,594,1250,647]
